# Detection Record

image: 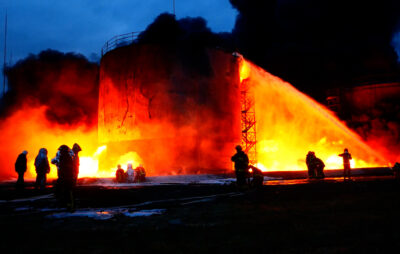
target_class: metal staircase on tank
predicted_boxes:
[240,78,257,166]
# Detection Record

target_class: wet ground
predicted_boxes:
[1,174,400,253]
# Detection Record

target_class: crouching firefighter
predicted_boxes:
[313,154,325,179]
[231,145,249,188]
[249,165,264,187]
[115,165,126,183]
[393,162,400,180]
[134,164,146,183]
[306,151,325,179]
[52,145,75,211]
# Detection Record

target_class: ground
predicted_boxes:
[1,175,400,253]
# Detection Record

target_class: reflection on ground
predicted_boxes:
[265,175,394,185]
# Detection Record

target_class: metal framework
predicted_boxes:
[240,78,257,165]
[101,32,140,56]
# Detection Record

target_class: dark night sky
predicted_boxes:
[1,0,400,100]
[0,0,237,63]
[228,0,400,99]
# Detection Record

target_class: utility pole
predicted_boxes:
[3,10,7,96]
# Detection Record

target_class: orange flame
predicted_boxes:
[239,59,388,171]
[0,105,145,180]
[78,145,107,178]
[0,56,391,181]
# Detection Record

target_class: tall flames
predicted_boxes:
[239,58,389,171]
[0,105,144,180]
[0,54,392,181]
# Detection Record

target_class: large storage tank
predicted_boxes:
[327,82,400,114]
[98,44,241,175]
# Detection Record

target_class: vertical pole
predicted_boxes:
[3,10,7,96]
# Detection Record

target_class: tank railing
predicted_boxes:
[101,31,141,56]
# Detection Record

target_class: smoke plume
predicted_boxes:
[230,0,400,99]
[2,49,99,126]
[137,13,233,49]
[0,50,99,180]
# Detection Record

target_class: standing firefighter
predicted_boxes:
[71,143,82,187]
[15,150,28,189]
[52,145,75,211]
[231,145,249,187]
[339,148,352,180]
[34,148,50,190]
[306,151,316,179]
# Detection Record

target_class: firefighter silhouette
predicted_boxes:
[249,165,264,187]
[134,165,146,183]
[231,145,249,187]
[15,150,28,189]
[115,164,126,183]
[306,151,325,179]
[339,148,352,180]
[51,145,75,211]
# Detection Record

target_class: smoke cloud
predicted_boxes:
[137,13,234,49]
[347,98,400,162]
[229,0,400,99]
[2,49,99,126]
[0,50,99,180]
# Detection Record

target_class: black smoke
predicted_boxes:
[136,13,235,76]
[137,13,233,50]
[230,0,400,99]
[133,4,400,100]
[2,49,99,126]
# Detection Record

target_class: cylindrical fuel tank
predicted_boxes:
[99,44,241,174]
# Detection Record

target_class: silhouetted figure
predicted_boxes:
[392,162,400,180]
[71,143,82,187]
[306,151,316,178]
[115,165,126,183]
[339,148,352,180]
[15,150,28,189]
[134,164,146,183]
[231,145,249,187]
[306,151,325,179]
[313,156,325,179]
[34,148,50,190]
[249,165,264,187]
[126,163,134,183]
[52,145,75,211]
